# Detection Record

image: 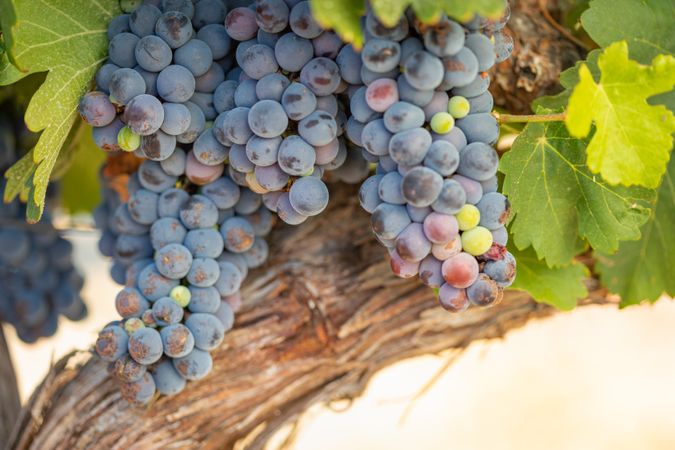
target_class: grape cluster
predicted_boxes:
[81,0,519,401]
[95,156,272,403]
[0,114,87,343]
[350,7,516,311]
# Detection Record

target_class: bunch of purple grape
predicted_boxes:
[349,8,516,311]
[0,112,87,343]
[80,0,518,402]
[95,157,272,403]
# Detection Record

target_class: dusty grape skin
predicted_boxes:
[423,212,459,244]
[120,372,156,404]
[438,283,469,312]
[359,175,384,213]
[79,92,116,127]
[441,252,479,288]
[128,327,163,365]
[185,313,225,351]
[388,128,432,166]
[401,167,444,208]
[431,179,466,215]
[371,203,411,240]
[173,348,213,381]
[95,325,129,362]
[476,192,511,230]
[383,101,425,133]
[152,360,186,396]
[483,252,516,287]
[419,255,444,288]
[395,223,432,262]
[451,174,483,205]
[160,323,195,358]
[466,274,503,306]
[456,142,499,181]
[378,172,406,205]
[193,128,228,166]
[389,248,420,278]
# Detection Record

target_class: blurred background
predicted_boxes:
[4,233,675,450]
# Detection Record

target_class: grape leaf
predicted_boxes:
[501,106,654,267]
[59,120,105,214]
[581,0,674,65]
[0,0,118,222]
[509,245,589,311]
[310,0,506,47]
[565,41,675,189]
[595,156,675,307]
[310,0,366,48]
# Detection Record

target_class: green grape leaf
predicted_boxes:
[59,121,105,214]
[0,0,118,222]
[581,0,674,65]
[565,41,675,189]
[310,0,366,48]
[501,106,654,267]
[3,148,35,203]
[595,156,675,307]
[509,245,589,311]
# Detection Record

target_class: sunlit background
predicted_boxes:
[4,233,675,450]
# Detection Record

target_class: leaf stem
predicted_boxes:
[495,112,567,123]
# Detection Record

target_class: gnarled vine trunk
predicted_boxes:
[0,328,20,446]
[2,2,589,449]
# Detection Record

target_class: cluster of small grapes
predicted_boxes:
[0,114,87,343]
[209,0,370,225]
[95,155,272,403]
[348,7,516,311]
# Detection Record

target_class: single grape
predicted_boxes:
[180,194,219,229]
[460,226,493,256]
[276,192,308,225]
[141,130,176,161]
[423,17,465,57]
[441,252,479,288]
[187,257,221,287]
[423,212,459,244]
[152,360,186,396]
[95,325,129,362]
[423,140,459,176]
[177,101,206,144]
[448,95,470,118]
[128,327,163,365]
[197,24,231,59]
[155,11,193,48]
[372,203,411,240]
[431,179,466,214]
[214,80,238,113]
[403,51,444,90]
[193,0,226,29]
[401,167,443,208]
[456,113,499,144]
[129,3,161,37]
[173,348,213,380]
[452,73,490,97]
[431,235,462,260]
[457,142,499,181]
[214,260,244,296]
[389,248,420,278]
[248,100,288,138]
[256,73,290,102]
[388,128,432,166]
[465,33,496,72]
[438,283,469,312]
[395,223,432,262]
[220,217,255,253]
[185,313,225,351]
[441,47,479,89]
[135,35,172,72]
[466,274,502,306]
[119,372,156,404]
[187,286,220,313]
[336,44,362,85]
[79,92,116,127]
[430,112,455,134]
[109,68,146,106]
[383,101,425,133]
[300,57,341,96]
[195,63,225,93]
[161,103,191,136]
[108,33,140,68]
[157,65,196,103]
[419,255,444,288]
[466,91,494,114]
[289,1,322,39]
[170,285,191,307]
[118,126,141,152]
[225,7,259,41]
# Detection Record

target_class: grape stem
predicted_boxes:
[494,112,567,123]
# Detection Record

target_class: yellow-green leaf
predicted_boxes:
[565,41,675,189]
[0,0,119,221]
[310,0,366,49]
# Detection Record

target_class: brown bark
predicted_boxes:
[491,0,584,113]
[6,2,590,449]
[0,328,21,445]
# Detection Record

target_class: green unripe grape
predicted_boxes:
[430,112,455,134]
[461,226,493,256]
[119,0,142,13]
[124,317,145,334]
[448,96,470,119]
[170,285,191,308]
[456,204,480,231]
[118,126,140,152]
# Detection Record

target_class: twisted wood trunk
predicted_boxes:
[0,328,21,446]
[3,2,589,449]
